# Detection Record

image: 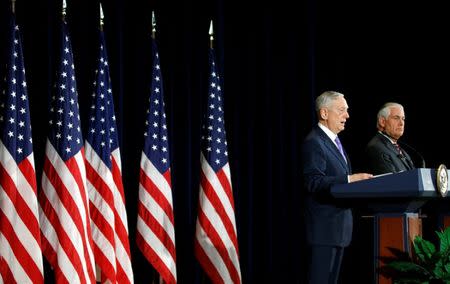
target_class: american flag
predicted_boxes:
[194,47,241,284]
[38,20,96,283]
[136,38,177,284]
[85,29,133,283]
[0,18,44,283]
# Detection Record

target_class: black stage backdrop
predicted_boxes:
[1,0,449,283]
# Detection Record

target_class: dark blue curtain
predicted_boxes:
[1,0,449,283]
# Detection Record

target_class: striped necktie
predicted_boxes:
[393,142,402,155]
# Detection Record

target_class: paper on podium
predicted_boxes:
[372,172,394,178]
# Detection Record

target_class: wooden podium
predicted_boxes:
[374,213,422,284]
[331,168,447,284]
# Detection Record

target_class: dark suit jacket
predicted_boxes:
[365,132,414,175]
[301,125,352,247]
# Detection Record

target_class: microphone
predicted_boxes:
[397,153,415,170]
[398,140,426,168]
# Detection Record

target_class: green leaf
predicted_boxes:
[381,228,450,282]
[387,261,428,274]
[437,227,450,254]
[441,270,450,280]
[414,236,436,262]
[434,265,445,278]
[444,263,450,273]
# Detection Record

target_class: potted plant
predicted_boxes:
[379,226,450,283]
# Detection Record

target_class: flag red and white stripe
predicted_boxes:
[38,20,96,283]
[136,37,177,284]
[0,19,44,283]
[85,146,133,284]
[85,28,133,284]
[194,47,241,284]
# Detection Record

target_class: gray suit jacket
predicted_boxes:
[365,132,414,175]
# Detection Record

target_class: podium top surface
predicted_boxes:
[331,168,448,199]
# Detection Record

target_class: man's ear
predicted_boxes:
[379,117,386,128]
[319,108,327,120]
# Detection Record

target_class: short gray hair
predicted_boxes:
[377,102,403,119]
[315,91,344,113]
[377,102,404,127]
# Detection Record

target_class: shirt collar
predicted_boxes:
[378,131,396,144]
[318,122,338,141]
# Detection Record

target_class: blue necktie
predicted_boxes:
[335,137,347,162]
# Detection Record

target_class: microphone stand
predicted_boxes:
[398,140,426,168]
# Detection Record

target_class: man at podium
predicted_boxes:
[364,102,448,262]
[364,102,416,175]
[358,101,427,283]
[301,91,372,284]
